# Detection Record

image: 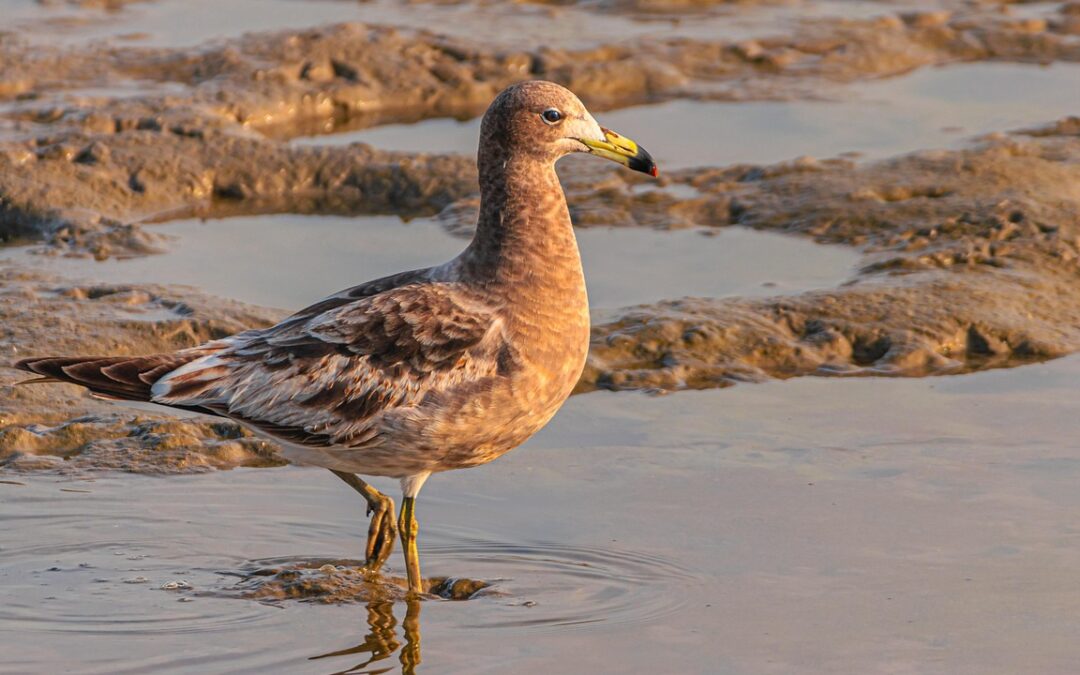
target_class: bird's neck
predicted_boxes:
[463,153,584,295]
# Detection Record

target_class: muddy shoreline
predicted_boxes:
[8,3,1080,672]
[7,121,1080,470]
[4,5,1080,249]
[3,8,1080,472]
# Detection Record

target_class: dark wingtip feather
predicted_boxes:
[14,357,82,377]
[14,357,44,373]
[9,354,199,402]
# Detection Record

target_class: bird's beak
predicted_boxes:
[577,127,658,177]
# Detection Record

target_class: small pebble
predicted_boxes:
[161,580,192,590]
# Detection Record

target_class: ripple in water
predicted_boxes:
[209,556,491,603]
[198,537,697,635]
[204,540,700,673]
[420,539,699,634]
[0,531,271,636]
[1,474,703,673]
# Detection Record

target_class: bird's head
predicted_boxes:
[480,80,658,177]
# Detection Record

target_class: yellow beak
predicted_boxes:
[577,127,658,177]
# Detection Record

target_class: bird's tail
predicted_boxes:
[13,353,200,402]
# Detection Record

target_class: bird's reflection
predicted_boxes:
[310,597,422,674]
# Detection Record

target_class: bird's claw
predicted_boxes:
[364,494,397,571]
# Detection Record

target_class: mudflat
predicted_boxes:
[3,0,1080,671]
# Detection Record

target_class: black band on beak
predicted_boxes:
[627,146,658,177]
[577,127,660,178]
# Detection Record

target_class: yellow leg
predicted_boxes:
[398,497,423,595]
[331,470,397,571]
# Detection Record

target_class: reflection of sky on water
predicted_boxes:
[0,0,890,50]
[7,353,1080,671]
[297,62,1080,168]
[0,216,859,312]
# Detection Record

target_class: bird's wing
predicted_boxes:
[150,281,506,448]
[12,270,433,406]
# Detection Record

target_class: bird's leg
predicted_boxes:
[398,497,423,595]
[330,470,397,571]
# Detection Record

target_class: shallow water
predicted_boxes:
[294,62,1080,167]
[0,215,860,312]
[0,0,889,50]
[7,355,1080,672]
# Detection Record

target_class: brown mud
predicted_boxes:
[575,122,1080,391]
[224,558,489,603]
[0,267,286,471]
[3,5,1080,249]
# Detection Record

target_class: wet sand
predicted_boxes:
[4,0,1080,671]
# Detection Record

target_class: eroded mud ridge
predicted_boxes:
[0,268,286,472]
[574,122,1080,391]
[3,6,1080,251]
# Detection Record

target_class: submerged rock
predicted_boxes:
[221,559,490,603]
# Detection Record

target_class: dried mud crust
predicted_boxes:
[0,267,287,472]
[3,7,1080,252]
[572,124,1080,391]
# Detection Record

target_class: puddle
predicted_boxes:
[7,354,1080,671]
[1003,1,1067,21]
[0,463,701,673]
[0,0,889,50]
[1,0,391,48]
[0,215,859,312]
[294,62,1080,168]
[578,226,857,314]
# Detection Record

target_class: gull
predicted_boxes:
[16,80,658,595]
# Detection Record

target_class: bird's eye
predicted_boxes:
[541,108,563,125]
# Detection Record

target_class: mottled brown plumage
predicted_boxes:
[16,81,657,594]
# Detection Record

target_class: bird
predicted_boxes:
[14,80,658,595]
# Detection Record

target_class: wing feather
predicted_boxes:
[152,281,505,449]
[15,353,204,401]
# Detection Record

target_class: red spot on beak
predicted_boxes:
[649,166,659,178]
